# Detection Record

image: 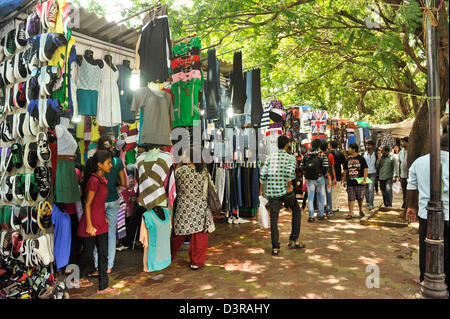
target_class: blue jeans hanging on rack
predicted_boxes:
[251,167,260,208]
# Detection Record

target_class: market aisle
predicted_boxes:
[68,191,420,299]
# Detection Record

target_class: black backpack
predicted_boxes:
[304,153,322,180]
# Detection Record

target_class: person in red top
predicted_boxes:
[320,141,336,217]
[76,150,120,295]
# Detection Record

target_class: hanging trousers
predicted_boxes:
[80,233,109,290]
[231,51,246,114]
[171,231,209,267]
[250,68,263,126]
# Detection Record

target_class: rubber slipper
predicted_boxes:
[97,287,121,295]
[77,278,94,288]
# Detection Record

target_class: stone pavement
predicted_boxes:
[68,189,421,299]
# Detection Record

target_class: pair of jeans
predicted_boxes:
[365,173,377,209]
[80,233,109,290]
[242,166,249,208]
[251,167,260,208]
[419,217,449,288]
[325,177,332,214]
[379,179,393,207]
[268,191,302,249]
[94,200,119,270]
[306,177,326,217]
[205,49,219,120]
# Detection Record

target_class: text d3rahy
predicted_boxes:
[224,303,270,314]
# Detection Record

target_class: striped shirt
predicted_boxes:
[136,151,174,211]
[260,149,297,198]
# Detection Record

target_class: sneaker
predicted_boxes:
[5,57,15,85]
[42,33,67,61]
[4,30,16,59]
[46,1,59,30]
[116,244,128,252]
[34,166,51,199]
[15,22,27,50]
[25,13,41,40]
[227,216,234,224]
[14,52,28,83]
[0,37,4,62]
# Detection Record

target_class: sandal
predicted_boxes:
[345,214,353,220]
[77,278,94,288]
[190,265,200,270]
[271,248,280,256]
[97,287,121,295]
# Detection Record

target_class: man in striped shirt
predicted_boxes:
[260,136,305,256]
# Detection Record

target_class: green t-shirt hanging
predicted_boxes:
[171,78,204,128]
[172,37,201,56]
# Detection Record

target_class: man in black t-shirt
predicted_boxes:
[343,143,368,219]
[329,140,346,213]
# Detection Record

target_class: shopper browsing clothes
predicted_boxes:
[91,136,127,275]
[394,137,409,209]
[377,146,396,208]
[300,139,331,222]
[342,143,368,219]
[171,149,215,270]
[260,136,306,256]
[77,150,120,295]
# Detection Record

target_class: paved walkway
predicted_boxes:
[68,189,421,299]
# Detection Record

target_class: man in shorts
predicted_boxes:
[342,143,368,219]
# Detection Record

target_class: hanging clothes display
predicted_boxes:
[300,105,312,133]
[139,207,171,272]
[117,62,135,123]
[250,68,263,127]
[170,36,204,129]
[311,110,328,134]
[205,49,219,120]
[131,87,172,146]
[137,4,171,85]
[260,102,272,129]
[230,51,246,115]
[96,57,121,127]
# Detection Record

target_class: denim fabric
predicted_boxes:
[251,167,260,208]
[236,165,243,208]
[268,191,301,249]
[379,179,393,207]
[242,166,249,207]
[94,200,119,270]
[244,71,252,125]
[365,173,377,209]
[324,177,332,214]
[306,177,326,217]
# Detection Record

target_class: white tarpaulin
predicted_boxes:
[370,118,414,138]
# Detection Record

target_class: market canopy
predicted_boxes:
[370,118,414,138]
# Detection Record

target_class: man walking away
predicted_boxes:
[343,143,368,219]
[320,141,336,217]
[260,136,306,256]
[406,133,449,289]
[300,139,331,222]
[329,140,346,214]
[394,137,409,209]
[364,140,377,210]
[377,146,396,208]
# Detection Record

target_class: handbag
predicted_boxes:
[207,173,222,215]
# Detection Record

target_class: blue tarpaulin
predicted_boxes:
[0,0,26,18]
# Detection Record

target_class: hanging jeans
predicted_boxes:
[205,49,219,120]
[80,233,109,290]
[379,179,393,207]
[251,167,260,208]
[171,231,209,267]
[306,177,326,217]
[268,191,302,249]
[242,166,249,207]
[93,200,120,270]
[231,51,246,114]
[365,173,377,209]
[244,71,252,125]
[250,68,263,127]
[236,165,242,208]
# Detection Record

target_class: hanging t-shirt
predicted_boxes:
[343,155,368,187]
[51,203,71,271]
[131,87,172,146]
[171,78,204,128]
[142,208,172,271]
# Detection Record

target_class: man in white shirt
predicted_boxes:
[394,137,408,209]
[363,140,377,210]
[406,134,449,289]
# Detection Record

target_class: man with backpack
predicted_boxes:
[329,140,346,213]
[300,139,331,222]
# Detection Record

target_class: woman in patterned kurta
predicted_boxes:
[171,162,215,270]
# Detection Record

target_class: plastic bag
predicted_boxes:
[393,181,401,194]
[258,196,270,229]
